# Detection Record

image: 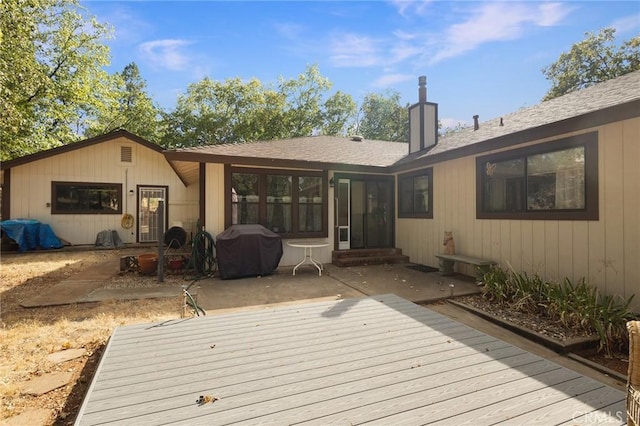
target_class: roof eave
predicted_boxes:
[389,98,640,173]
[0,130,163,171]
[164,151,393,174]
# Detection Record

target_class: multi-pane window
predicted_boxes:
[266,175,292,232]
[229,168,326,237]
[398,168,433,218]
[476,132,598,220]
[231,173,259,224]
[52,182,122,214]
[298,176,323,232]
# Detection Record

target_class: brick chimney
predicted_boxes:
[409,76,438,154]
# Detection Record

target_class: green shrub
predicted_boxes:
[479,266,637,356]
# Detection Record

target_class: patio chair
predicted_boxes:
[628,321,640,426]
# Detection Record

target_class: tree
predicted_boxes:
[84,62,163,142]
[1,0,114,161]
[355,90,409,142]
[542,28,640,100]
[161,76,287,148]
[320,91,356,136]
[161,64,356,147]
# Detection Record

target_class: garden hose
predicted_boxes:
[184,230,217,280]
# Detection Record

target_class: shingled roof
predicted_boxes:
[165,135,409,169]
[167,71,640,178]
[391,70,640,170]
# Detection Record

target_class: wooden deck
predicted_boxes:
[75,294,626,425]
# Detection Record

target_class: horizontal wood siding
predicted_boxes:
[9,136,198,245]
[396,118,640,310]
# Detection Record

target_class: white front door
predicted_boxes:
[138,186,167,243]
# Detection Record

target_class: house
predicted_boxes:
[0,131,200,246]
[2,71,638,309]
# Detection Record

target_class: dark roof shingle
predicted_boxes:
[169,135,409,168]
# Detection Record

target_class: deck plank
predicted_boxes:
[75,294,625,426]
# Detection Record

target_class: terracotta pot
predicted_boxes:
[138,253,158,274]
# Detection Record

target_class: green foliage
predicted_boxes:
[84,62,163,142]
[481,266,637,356]
[355,90,409,142]
[320,91,357,136]
[161,64,356,148]
[542,27,640,100]
[1,0,114,160]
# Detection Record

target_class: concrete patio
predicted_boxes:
[22,255,483,311]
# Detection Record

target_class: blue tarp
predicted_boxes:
[0,219,63,252]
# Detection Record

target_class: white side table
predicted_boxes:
[287,241,330,276]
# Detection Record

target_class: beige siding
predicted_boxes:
[203,163,226,237]
[396,117,640,309]
[9,136,198,245]
[623,116,640,307]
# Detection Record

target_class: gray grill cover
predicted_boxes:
[216,224,283,279]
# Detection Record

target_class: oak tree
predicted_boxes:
[542,28,640,100]
[1,0,114,160]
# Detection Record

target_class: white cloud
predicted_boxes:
[440,117,471,131]
[428,2,573,64]
[391,43,423,62]
[388,0,433,18]
[274,22,305,40]
[138,39,193,71]
[393,30,417,41]
[329,31,422,68]
[329,33,381,67]
[535,2,572,27]
[372,73,414,88]
[610,15,640,34]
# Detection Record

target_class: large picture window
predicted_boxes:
[227,167,327,237]
[52,182,122,214]
[398,168,433,218]
[476,132,598,220]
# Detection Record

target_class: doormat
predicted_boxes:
[405,264,438,273]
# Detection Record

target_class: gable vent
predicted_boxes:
[120,146,133,163]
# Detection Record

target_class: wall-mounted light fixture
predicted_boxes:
[329,177,335,188]
[129,189,134,196]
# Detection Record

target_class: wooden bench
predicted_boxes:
[435,254,496,282]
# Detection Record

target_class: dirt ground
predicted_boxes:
[0,248,188,425]
[0,248,630,425]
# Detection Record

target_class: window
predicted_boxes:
[398,168,433,218]
[52,182,122,214]
[228,167,327,237]
[476,132,598,220]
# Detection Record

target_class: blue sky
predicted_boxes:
[82,1,639,129]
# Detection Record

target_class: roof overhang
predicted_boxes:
[164,151,393,186]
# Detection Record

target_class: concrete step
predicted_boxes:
[332,248,409,267]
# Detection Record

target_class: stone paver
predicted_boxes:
[0,408,51,426]
[46,348,86,364]
[20,371,73,396]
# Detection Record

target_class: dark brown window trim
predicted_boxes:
[224,165,328,238]
[476,132,598,220]
[398,168,434,219]
[51,181,123,215]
